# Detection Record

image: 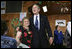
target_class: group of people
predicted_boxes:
[1,4,71,48]
[16,4,53,48]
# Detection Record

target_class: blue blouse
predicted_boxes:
[54,30,64,44]
[1,35,17,48]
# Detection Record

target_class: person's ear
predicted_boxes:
[38,8,40,12]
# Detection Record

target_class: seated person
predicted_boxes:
[54,25,64,48]
[1,20,17,48]
[16,17,32,48]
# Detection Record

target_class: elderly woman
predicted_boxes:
[16,17,32,48]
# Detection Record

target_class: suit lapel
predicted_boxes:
[32,15,37,28]
[32,15,34,26]
[40,14,42,30]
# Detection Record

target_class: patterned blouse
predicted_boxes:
[19,26,32,48]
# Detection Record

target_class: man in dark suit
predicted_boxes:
[29,4,53,48]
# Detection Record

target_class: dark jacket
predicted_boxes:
[54,30,64,45]
[29,14,52,48]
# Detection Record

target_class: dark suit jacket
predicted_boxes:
[29,14,52,48]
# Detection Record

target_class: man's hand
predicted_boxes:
[49,37,53,45]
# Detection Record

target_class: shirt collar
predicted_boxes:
[34,14,39,17]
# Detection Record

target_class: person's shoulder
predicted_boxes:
[1,35,9,39]
[1,35,16,42]
[1,36,17,48]
[29,16,33,21]
[30,15,34,18]
[68,21,71,25]
[54,30,58,32]
[40,14,46,17]
[40,14,47,18]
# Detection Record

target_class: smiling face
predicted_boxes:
[32,4,40,15]
[23,19,30,27]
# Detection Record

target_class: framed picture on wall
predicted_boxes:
[19,12,27,21]
[1,10,5,14]
[1,1,6,8]
[55,20,66,26]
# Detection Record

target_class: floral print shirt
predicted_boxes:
[19,26,32,48]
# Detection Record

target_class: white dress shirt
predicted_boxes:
[34,14,40,30]
[67,21,71,37]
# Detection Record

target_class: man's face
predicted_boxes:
[32,5,40,14]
